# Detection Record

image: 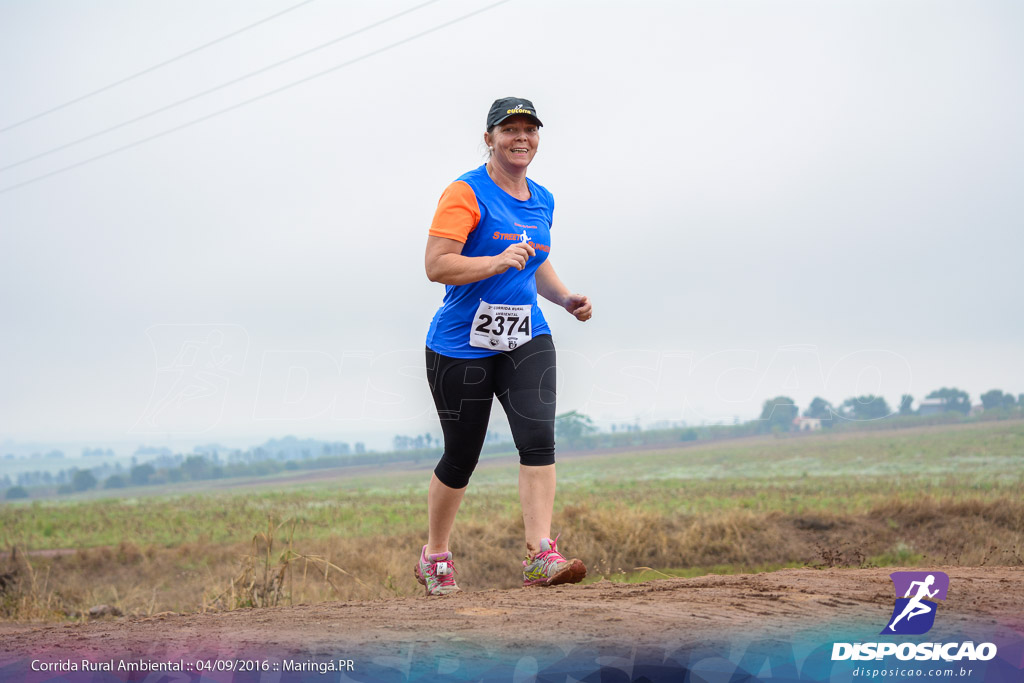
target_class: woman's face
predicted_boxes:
[485,115,540,171]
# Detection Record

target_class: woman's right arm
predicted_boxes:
[425,236,535,285]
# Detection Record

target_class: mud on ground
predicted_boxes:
[1,567,1021,666]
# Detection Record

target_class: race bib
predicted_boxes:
[469,301,532,351]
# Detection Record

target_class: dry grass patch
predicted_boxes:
[3,495,1022,622]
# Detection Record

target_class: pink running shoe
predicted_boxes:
[414,545,461,596]
[522,536,587,587]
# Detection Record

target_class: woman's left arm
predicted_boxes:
[535,260,592,321]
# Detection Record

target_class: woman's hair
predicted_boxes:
[479,125,500,161]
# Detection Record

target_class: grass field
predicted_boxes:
[1,419,1021,620]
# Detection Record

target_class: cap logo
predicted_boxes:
[506,107,533,115]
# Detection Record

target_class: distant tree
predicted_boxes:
[56,484,74,495]
[899,394,914,416]
[680,428,698,442]
[5,485,29,500]
[555,410,597,446]
[354,442,366,455]
[71,470,97,492]
[803,397,836,421]
[979,389,1001,410]
[925,387,970,414]
[182,455,210,480]
[839,395,892,420]
[104,475,126,489]
[759,396,798,432]
[980,389,1016,411]
[130,463,156,486]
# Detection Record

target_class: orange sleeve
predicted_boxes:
[429,181,480,243]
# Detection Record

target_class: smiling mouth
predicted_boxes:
[511,148,529,153]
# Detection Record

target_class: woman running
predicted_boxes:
[416,97,591,596]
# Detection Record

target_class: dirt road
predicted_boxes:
[1,567,1021,681]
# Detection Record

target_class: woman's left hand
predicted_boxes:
[563,293,592,322]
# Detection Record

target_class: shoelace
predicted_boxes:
[430,559,458,587]
[528,534,567,570]
[533,548,567,571]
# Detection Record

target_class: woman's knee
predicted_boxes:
[512,419,555,466]
[518,447,555,467]
[434,453,479,489]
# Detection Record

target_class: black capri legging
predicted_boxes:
[425,334,557,489]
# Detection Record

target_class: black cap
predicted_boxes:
[486,97,543,129]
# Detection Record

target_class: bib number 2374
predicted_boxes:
[469,301,532,351]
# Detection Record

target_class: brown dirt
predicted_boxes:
[1,566,1021,664]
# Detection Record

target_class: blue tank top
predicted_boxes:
[425,165,553,358]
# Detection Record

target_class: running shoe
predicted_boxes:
[522,536,587,587]
[414,545,461,596]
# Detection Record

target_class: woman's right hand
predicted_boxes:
[491,241,536,274]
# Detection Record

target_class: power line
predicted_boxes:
[0,0,513,197]
[0,0,318,134]
[1,0,444,173]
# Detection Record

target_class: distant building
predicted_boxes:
[648,420,687,430]
[792,416,822,432]
[917,399,947,416]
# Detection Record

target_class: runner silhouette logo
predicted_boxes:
[882,571,949,635]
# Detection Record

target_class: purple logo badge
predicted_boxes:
[881,571,949,635]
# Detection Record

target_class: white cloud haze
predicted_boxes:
[1,0,1021,453]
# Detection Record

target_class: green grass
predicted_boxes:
[2,419,1021,552]
[869,542,924,567]
[2,420,1021,619]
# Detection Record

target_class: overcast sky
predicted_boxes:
[1,0,1021,455]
